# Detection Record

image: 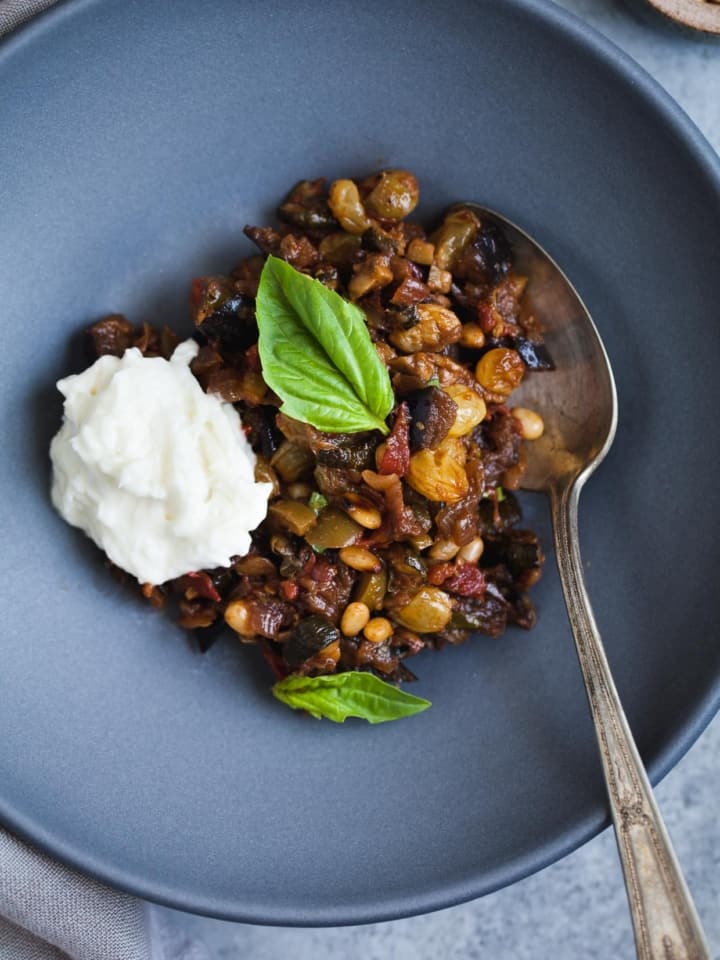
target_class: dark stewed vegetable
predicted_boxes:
[486,335,555,371]
[482,531,542,575]
[278,178,337,232]
[190,276,257,351]
[453,221,513,285]
[406,387,458,451]
[284,616,341,669]
[97,168,549,703]
[87,314,135,357]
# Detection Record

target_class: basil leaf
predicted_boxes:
[256,256,393,435]
[272,672,431,723]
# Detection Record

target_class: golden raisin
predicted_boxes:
[475,348,524,396]
[407,440,469,503]
[363,170,419,220]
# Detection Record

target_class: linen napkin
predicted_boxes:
[0,6,154,960]
[0,828,151,960]
[0,0,56,34]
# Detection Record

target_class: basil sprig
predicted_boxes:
[272,672,431,723]
[256,256,394,434]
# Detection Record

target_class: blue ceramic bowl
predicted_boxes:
[0,0,718,924]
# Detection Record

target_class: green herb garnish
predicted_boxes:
[256,256,394,434]
[308,491,329,515]
[272,672,431,723]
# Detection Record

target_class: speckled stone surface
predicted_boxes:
[151,3,720,955]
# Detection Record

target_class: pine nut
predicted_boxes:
[457,536,484,564]
[363,617,393,644]
[346,504,383,529]
[224,600,254,637]
[409,533,434,551]
[339,546,383,572]
[428,538,460,561]
[341,602,371,637]
[511,407,545,440]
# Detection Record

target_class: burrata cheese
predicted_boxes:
[50,340,272,584]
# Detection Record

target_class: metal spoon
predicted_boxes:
[462,205,710,960]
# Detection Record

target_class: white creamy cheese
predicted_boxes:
[50,340,272,584]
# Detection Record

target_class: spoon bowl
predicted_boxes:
[462,204,710,960]
[462,206,618,492]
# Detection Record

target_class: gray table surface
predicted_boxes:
[152,3,720,957]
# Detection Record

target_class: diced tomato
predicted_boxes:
[279,580,299,601]
[428,563,486,597]
[186,571,222,603]
[379,403,410,476]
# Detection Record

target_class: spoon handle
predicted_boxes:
[551,481,710,960]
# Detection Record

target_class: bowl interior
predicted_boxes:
[0,0,719,923]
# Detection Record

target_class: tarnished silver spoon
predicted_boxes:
[462,205,710,960]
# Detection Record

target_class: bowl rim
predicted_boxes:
[0,0,719,926]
